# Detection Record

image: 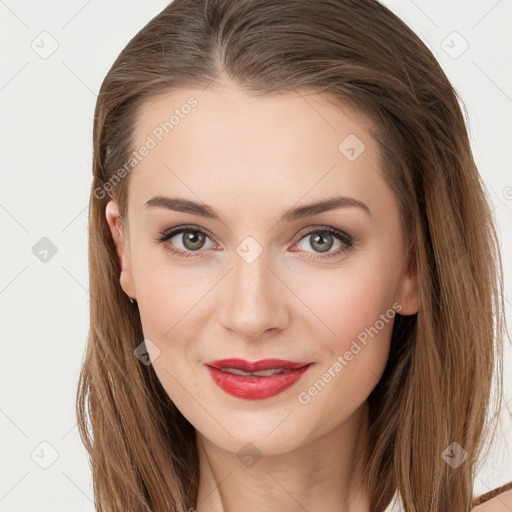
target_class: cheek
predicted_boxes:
[135,270,177,337]
[298,259,398,399]
[306,262,396,348]
[293,267,396,426]
[131,246,215,339]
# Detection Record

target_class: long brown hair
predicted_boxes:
[76,1,507,510]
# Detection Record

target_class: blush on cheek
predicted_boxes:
[310,274,393,346]
[135,265,218,343]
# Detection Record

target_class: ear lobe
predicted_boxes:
[395,246,420,316]
[105,200,136,300]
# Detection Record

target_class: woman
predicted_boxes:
[77,0,511,510]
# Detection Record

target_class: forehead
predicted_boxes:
[132,83,378,155]
[127,83,388,216]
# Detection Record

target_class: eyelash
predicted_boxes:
[155,224,355,261]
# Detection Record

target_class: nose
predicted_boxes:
[218,250,290,341]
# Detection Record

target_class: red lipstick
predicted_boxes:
[203,358,313,400]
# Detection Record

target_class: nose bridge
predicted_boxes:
[219,240,288,340]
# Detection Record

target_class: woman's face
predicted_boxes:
[106,82,418,455]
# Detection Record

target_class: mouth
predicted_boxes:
[203,358,314,400]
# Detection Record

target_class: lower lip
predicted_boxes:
[205,364,313,400]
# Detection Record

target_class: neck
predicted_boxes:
[195,401,371,512]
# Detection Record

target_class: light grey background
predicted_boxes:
[1,1,511,510]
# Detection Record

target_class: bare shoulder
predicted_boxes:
[473,486,512,511]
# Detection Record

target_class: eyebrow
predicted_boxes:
[145,195,371,223]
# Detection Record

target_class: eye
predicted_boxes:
[156,225,217,258]
[292,227,354,260]
[156,225,355,261]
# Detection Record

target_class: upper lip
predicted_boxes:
[204,358,311,372]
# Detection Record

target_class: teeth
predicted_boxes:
[220,368,287,377]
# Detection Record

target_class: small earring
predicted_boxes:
[129,297,136,304]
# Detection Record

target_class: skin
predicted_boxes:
[474,489,512,511]
[106,80,419,512]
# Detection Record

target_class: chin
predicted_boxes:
[199,419,311,458]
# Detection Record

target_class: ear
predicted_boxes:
[394,243,419,316]
[105,200,136,301]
